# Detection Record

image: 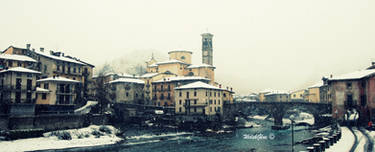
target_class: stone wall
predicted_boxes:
[0,114,109,131]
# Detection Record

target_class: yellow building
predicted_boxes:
[290,89,306,101]
[168,50,192,64]
[3,45,95,99]
[0,67,40,103]
[36,76,80,105]
[146,50,216,85]
[0,67,40,115]
[0,54,38,71]
[174,81,225,117]
[307,82,323,103]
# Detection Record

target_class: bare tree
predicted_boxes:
[93,63,115,114]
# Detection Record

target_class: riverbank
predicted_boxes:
[0,125,122,152]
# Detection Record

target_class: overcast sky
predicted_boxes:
[1,0,375,95]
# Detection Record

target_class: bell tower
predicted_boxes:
[201,33,213,65]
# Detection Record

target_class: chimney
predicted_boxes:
[26,44,31,50]
[330,74,333,78]
[32,48,35,52]
[231,87,233,91]
[40,47,44,52]
[50,50,53,55]
[219,84,222,88]
[372,62,375,66]
[62,53,64,56]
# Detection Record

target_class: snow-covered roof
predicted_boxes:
[140,73,159,78]
[187,64,215,69]
[0,54,37,62]
[33,50,86,65]
[0,67,41,74]
[117,73,135,78]
[148,63,158,67]
[264,90,289,96]
[168,50,192,54]
[308,81,324,88]
[109,78,145,84]
[175,81,221,90]
[154,59,188,65]
[36,87,50,93]
[74,101,98,114]
[328,69,375,81]
[37,76,80,83]
[152,76,209,83]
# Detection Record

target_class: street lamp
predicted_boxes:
[289,115,296,152]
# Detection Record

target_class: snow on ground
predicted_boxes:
[365,129,375,150]
[352,128,366,152]
[0,125,123,152]
[326,127,355,152]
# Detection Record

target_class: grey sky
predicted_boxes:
[1,0,375,95]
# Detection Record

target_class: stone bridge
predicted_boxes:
[230,101,332,126]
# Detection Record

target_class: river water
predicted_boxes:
[66,118,315,152]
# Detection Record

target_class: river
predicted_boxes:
[58,118,315,152]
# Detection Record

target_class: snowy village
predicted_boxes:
[1,1,375,152]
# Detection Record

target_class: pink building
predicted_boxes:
[328,69,375,124]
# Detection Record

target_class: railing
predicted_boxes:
[0,85,36,91]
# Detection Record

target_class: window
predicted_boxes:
[223,93,227,97]
[15,92,21,103]
[126,92,129,97]
[214,92,216,97]
[161,85,163,91]
[194,91,197,96]
[214,100,216,104]
[186,92,190,98]
[73,67,76,73]
[8,61,13,67]
[179,100,182,105]
[167,93,171,99]
[209,100,212,104]
[217,107,221,112]
[179,107,182,112]
[218,100,220,105]
[26,92,32,103]
[57,65,60,71]
[16,72,22,77]
[17,62,22,67]
[194,107,197,112]
[168,85,170,90]
[160,94,164,99]
[27,74,32,78]
[44,65,47,73]
[206,92,208,96]
[210,92,212,96]
[218,93,220,97]
[179,91,182,97]
[361,95,367,106]
[135,93,138,97]
[194,100,197,104]
[210,107,212,112]
[347,82,352,89]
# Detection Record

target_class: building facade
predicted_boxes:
[328,69,375,123]
[109,78,145,104]
[36,76,80,105]
[174,81,226,119]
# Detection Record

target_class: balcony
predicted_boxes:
[0,85,36,92]
[184,103,208,107]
